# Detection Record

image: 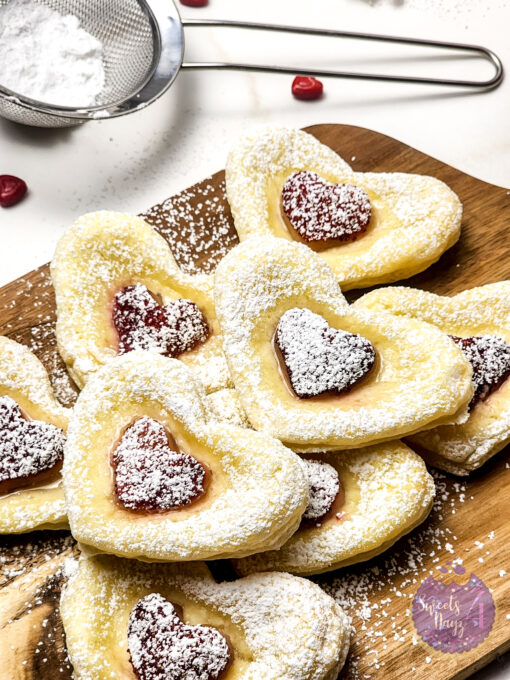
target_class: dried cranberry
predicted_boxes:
[0,175,27,208]
[291,76,323,101]
[180,0,208,6]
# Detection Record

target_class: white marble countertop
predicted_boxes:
[0,0,509,677]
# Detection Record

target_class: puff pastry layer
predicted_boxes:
[61,554,350,680]
[63,351,308,561]
[208,389,251,429]
[214,237,473,450]
[0,337,69,533]
[354,283,510,474]
[225,127,462,290]
[234,441,434,576]
[51,210,230,393]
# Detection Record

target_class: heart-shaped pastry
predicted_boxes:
[0,396,65,494]
[128,593,230,680]
[198,393,437,575]
[354,282,510,474]
[235,441,435,576]
[281,171,371,243]
[113,284,209,357]
[276,307,375,398]
[52,211,230,393]
[112,417,206,512]
[63,352,308,561]
[61,556,351,680]
[226,127,462,290]
[0,337,69,534]
[214,237,473,450]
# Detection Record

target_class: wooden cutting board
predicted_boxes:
[0,124,509,680]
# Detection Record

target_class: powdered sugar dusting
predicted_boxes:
[302,459,340,521]
[0,336,68,532]
[226,126,354,244]
[112,417,205,512]
[276,307,375,398]
[128,593,230,680]
[235,442,435,578]
[63,352,308,561]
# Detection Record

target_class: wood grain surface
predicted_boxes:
[0,124,509,680]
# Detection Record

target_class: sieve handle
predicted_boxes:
[180,19,503,89]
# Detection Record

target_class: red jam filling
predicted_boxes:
[112,284,209,357]
[0,395,65,494]
[111,417,207,513]
[281,171,371,244]
[450,335,510,408]
[300,459,345,529]
[128,593,231,680]
[276,308,376,399]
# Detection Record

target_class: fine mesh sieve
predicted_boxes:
[0,0,504,128]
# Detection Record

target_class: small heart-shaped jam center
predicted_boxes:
[128,593,230,680]
[0,395,65,494]
[113,284,209,357]
[302,459,341,526]
[450,335,510,407]
[112,417,207,512]
[276,308,376,398]
[281,171,371,243]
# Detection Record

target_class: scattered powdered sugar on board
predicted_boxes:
[142,176,238,274]
[0,531,76,678]
[1,267,79,408]
[15,321,79,408]
[315,468,506,679]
